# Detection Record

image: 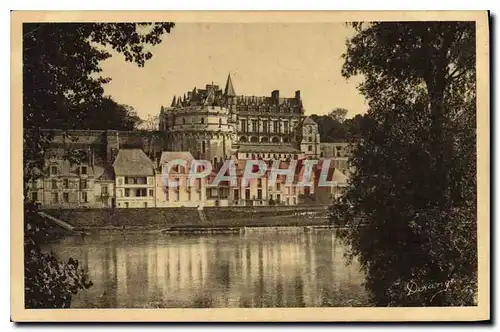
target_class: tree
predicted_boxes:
[23,22,175,308]
[310,114,348,142]
[331,22,476,306]
[80,97,142,130]
[328,107,349,123]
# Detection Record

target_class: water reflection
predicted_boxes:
[46,231,368,308]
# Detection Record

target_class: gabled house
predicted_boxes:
[113,149,156,208]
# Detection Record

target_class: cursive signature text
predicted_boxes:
[406,279,456,302]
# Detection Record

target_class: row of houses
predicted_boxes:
[28,149,350,209]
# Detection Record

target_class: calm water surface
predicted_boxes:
[46,230,368,308]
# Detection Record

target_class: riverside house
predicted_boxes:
[29,157,96,208]
[113,149,156,208]
[155,151,207,208]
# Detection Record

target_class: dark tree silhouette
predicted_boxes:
[23,22,175,308]
[331,22,477,306]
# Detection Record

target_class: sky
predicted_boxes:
[99,23,368,120]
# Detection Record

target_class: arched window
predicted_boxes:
[201,118,205,124]
[261,137,269,143]
[240,136,247,142]
[271,137,280,143]
[250,136,259,143]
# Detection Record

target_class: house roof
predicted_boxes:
[112,149,155,176]
[304,117,317,125]
[159,151,195,166]
[94,164,115,181]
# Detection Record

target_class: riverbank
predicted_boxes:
[42,205,332,234]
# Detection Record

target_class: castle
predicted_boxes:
[159,74,321,165]
[27,74,354,209]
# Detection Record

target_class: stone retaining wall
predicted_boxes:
[43,205,329,228]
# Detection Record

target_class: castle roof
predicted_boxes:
[113,149,155,176]
[224,73,236,97]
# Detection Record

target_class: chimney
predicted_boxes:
[295,90,301,100]
[271,90,280,101]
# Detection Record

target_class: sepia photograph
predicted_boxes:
[10,11,490,322]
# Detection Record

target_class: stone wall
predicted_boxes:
[43,205,329,228]
[45,207,199,227]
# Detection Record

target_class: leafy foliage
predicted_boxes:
[310,113,366,142]
[23,22,174,308]
[331,22,477,306]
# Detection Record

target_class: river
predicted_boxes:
[45,229,369,308]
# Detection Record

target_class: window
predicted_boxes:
[276,183,281,190]
[81,192,88,203]
[144,202,148,208]
[257,178,262,188]
[32,192,38,202]
[136,188,147,197]
[63,192,69,203]
[63,179,69,189]
[202,141,206,153]
[241,119,247,133]
[125,188,130,197]
[308,145,313,151]
[117,189,122,198]
[50,166,58,176]
[201,117,205,124]
[175,189,180,201]
[81,166,87,175]
[219,118,222,128]
[262,120,268,133]
[125,202,129,208]
[81,179,88,189]
[284,121,289,134]
[102,186,108,195]
[245,189,250,200]
[118,178,123,185]
[273,121,278,133]
[51,180,57,189]
[257,189,262,200]
[251,120,258,132]
[149,189,154,197]
[234,189,240,200]
[182,118,186,125]
[52,193,58,203]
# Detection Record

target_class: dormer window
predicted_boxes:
[50,166,58,176]
[81,165,88,175]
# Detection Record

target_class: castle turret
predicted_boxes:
[224,73,236,97]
